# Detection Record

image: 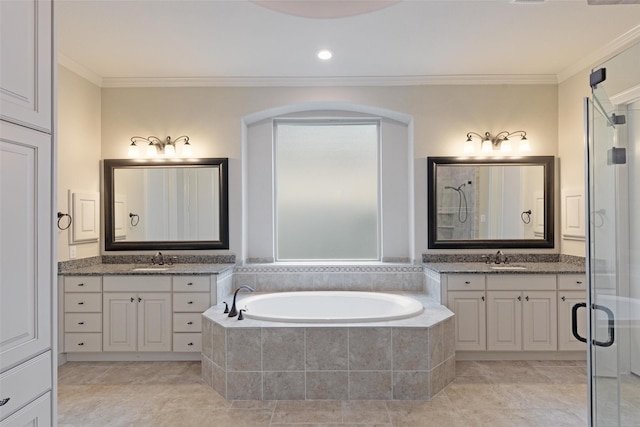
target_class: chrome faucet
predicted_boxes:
[495,250,507,264]
[228,285,255,317]
[151,251,164,265]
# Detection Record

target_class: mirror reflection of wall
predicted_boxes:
[113,167,220,242]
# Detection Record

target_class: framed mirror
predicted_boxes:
[427,156,554,249]
[103,158,229,250]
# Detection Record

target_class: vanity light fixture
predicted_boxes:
[128,135,191,158]
[464,131,531,154]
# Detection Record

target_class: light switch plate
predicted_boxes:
[69,245,77,259]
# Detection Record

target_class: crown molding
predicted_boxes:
[57,53,103,87]
[557,24,640,83]
[100,74,558,88]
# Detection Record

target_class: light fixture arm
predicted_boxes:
[129,135,190,156]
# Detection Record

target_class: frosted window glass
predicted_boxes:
[275,122,379,260]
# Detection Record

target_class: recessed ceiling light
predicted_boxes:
[317,49,333,60]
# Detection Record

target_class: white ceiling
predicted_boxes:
[57,0,640,86]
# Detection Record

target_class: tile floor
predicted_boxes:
[58,359,588,426]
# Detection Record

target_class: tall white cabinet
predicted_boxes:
[0,0,55,424]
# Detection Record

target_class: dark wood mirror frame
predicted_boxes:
[427,156,554,249]
[103,158,229,251]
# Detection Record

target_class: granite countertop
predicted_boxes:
[423,262,585,275]
[59,263,235,276]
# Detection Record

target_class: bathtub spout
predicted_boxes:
[228,285,255,317]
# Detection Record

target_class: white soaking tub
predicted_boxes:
[239,291,424,323]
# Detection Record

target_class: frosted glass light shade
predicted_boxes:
[464,138,475,153]
[146,142,157,157]
[164,143,176,156]
[127,143,139,157]
[500,138,512,152]
[182,142,193,156]
[519,137,531,151]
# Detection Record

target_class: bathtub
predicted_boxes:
[238,291,424,323]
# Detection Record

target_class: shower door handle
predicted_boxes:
[592,303,615,347]
[572,302,616,347]
[571,303,587,343]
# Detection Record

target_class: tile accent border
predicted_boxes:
[422,253,570,263]
[202,314,455,401]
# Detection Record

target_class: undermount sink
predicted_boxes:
[489,265,527,270]
[133,267,169,272]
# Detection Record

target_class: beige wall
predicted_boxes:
[100,84,558,260]
[57,65,102,261]
[558,69,591,258]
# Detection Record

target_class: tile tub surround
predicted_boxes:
[201,295,455,401]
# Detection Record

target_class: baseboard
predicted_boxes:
[64,352,201,362]
[455,351,587,361]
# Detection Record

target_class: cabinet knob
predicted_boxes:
[465,281,470,285]
[187,321,193,325]
[78,301,84,305]
[138,297,142,303]
[187,282,193,286]
[0,398,10,406]
[525,296,529,302]
[188,342,194,346]
[517,296,522,301]
[481,296,485,302]
[78,283,84,287]
[78,321,85,325]
[187,301,193,304]
[561,296,566,302]
[576,281,583,285]
[78,342,84,346]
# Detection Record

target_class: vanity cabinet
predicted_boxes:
[444,272,583,354]
[557,274,587,351]
[446,274,486,351]
[103,277,172,352]
[64,276,102,352]
[62,273,216,357]
[172,276,210,352]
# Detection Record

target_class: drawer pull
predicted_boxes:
[78,283,84,287]
[525,295,529,302]
[187,321,193,325]
[576,281,583,284]
[78,301,84,305]
[138,297,142,303]
[517,296,522,301]
[78,342,84,346]
[481,296,485,301]
[78,321,85,325]
[187,301,193,304]
[0,398,10,406]
[188,342,194,346]
[464,281,470,284]
[131,297,135,302]
[561,296,566,302]
[187,282,193,286]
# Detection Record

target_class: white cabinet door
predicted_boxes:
[522,291,557,351]
[0,122,51,371]
[103,293,136,352]
[0,0,52,132]
[447,291,486,351]
[137,293,172,352]
[487,291,522,351]
[558,291,587,351]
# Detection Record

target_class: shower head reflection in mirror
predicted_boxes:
[444,182,470,223]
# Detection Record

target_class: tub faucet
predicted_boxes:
[228,285,255,317]
[495,250,507,264]
[152,251,164,265]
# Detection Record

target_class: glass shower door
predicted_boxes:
[586,68,640,426]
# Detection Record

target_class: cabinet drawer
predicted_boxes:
[64,276,101,293]
[64,313,102,333]
[173,276,210,292]
[103,276,171,292]
[486,274,556,291]
[173,333,202,352]
[65,333,102,352]
[173,313,203,332]
[557,274,586,290]
[173,293,210,312]
[64,293,102,312]
[0,352,51,421]
[0,391,51,427]
[448,274,485,291]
